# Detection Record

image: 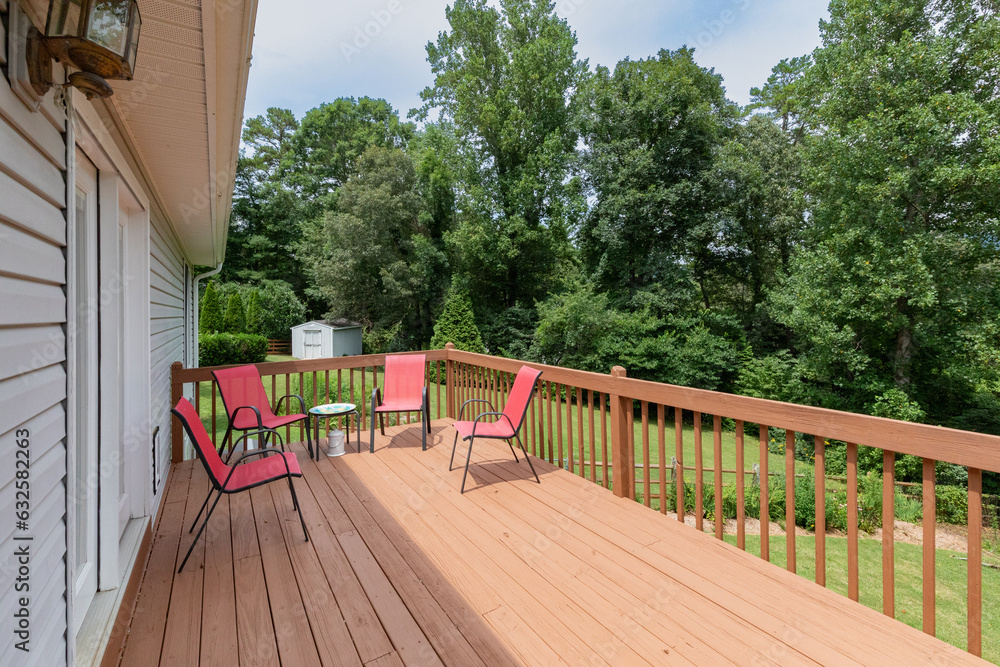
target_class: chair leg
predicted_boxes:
[421,411,427,451]
[189,489,213,532]
[370,395,378,454]
[516,434,540,484]
[219,424,234,461]
[460,436,475,494]
[304,417,314,460]
[179,489,223,573]
[506,438,520,462]
[287,477,309,542]
[449,430,461,471]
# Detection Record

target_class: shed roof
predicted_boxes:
[292,319,363,330]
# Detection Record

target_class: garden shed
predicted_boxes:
[291,319,363,359]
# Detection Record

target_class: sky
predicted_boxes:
[243,0,831,124]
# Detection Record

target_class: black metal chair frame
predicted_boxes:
[172,411,309,573]
[214,378,313,460]
[370,385,431,453]
[449,396,540,494]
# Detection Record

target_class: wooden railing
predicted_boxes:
[172,344,1000,657]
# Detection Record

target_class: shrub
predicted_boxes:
[936,485,968,525]
[200,280,223,334]
[215,280,307,340]
[199,333,267,366]
[246,290,262,336]
[431,289,485,353]
[223,293,246,334]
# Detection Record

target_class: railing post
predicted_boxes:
[170,361,184,463]
[610,366,634,499]
[445,343,456,419]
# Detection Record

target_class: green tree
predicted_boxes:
[708,115,805,343]
[299,147,447,347]
[748,55,814,142]
[222,293,246,334]
[414,0,586,322]
[292,97,415,211]
[430,289,486,353]
[245,289,262,336]
[578,48,739,306]
[224,108,307,293]
[199,280,223,334]
[215,280,306,340]
[772,0,1000,421]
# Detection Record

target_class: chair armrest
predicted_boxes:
[275,393,306,416]
[459,398,496,421]
[468,411,515,438]
[230,405,263,429]
[232,429,285,457]
[371,386,382,408]
[222,447,294,488]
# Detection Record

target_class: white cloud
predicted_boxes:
[243,0,830,123]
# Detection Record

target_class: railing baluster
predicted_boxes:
[759,425,769,562]
[589,389,597,484]
[529,380,538,457]
[675,408,684,523]
[436,361,441,419]
[565,385,574,474]
[556,383,564,470]
[211,381,217,447]
[922,457,936,636]
[362,367,368,430]
[815,435,826,587]
[968,467,983,656]
[714,415,723,539]
[847,443,859,601]
[695,412,703,531]
[736,420,744,549]
[786,429,796,573]
[641,400,650,507]
[576,387,585,479]
[600,393,608,488]
[286,374,292,442]
[658,405,666,514]
[883,450,895,618]
[546,381,555,465]
[337,369,343,431]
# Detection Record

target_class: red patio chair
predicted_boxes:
[449,365,542,493]
[213,364,313,460]
[171,397,308,572]
[370,353,431,453]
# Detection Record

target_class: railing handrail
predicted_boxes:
[175,348,1000,474]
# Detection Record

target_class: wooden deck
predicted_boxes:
[109,419,985,666]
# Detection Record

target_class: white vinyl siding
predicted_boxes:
[149,214,189,512]
[0,33,69,666]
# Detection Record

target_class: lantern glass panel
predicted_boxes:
[125,3,141,71]
[86,0,131,57]
[47,0,85,38]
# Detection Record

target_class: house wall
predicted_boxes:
[0,7,69,667]
[149,213,189,512]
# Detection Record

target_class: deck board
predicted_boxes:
[111,420,987,666]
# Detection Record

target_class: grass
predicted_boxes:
[718,532,1000,663]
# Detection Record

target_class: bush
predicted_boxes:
[200,280,223,334]
[223,293,246,333]
[246,290,262,336]
[936,485,968,525]
[199,333,267,366]
[431,289,485,353]
[214,280,307,340]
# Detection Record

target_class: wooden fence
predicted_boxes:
[172,343,1000,657]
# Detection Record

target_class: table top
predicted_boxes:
[309,403,357,415]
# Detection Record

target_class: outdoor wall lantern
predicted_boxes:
[28,0,142,99]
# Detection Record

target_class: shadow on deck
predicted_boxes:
[107,419,983,666]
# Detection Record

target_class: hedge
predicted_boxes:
[199,333,268,367]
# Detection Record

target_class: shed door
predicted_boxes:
[303,329,322,359]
